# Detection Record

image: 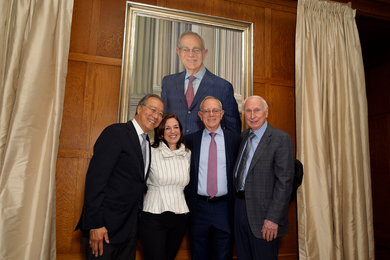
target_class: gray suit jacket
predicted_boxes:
[234,123,294,238]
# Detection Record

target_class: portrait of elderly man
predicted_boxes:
[161,31,241,136]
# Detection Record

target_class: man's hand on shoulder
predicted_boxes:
[89,226,109,257]
[261,219,278,242]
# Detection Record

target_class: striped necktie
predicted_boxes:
[141,133,147,166]
[235,132,256,191]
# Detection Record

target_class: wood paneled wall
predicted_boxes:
[56,0,298,259]
[365,53,390,250]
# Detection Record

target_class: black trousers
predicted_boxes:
[139,211,188,260]
[82,217,139,260]
[234,198,281,260]
[188,197,232,260]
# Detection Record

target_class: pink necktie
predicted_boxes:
[185,76,196,109]
[207,132,218,198]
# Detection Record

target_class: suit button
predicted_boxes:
[186,129,190,133]
[188,111,191,114]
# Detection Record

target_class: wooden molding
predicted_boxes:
[68,52,122,66]
[254,76,295,87]
[226,0,298,13]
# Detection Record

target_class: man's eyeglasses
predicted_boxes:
[201,108,222,115]
[179,47,204,54]
[145,105,164,118]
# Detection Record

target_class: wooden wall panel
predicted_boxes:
[160,0,217,15]
[366,62,390,116]
[253,82,266,97]
[85,63,122,149]
[366,56,390,249]
[271,10,296,81]
[97,0,127,58]
[253,7,267,79]
[56,157,89,254]
[69,0,94,55]
[266,84,295,147]
[279,200,298,257]
[57,0,300,258]
[60,61,88,150]
[56,157,79,253]
[369,114,390,248]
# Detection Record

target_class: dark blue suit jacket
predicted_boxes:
[75,121,150,244]
[184,128,242,225]
[161,69,241,135]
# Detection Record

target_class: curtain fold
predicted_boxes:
[0,0,74,259]
[295,0,374,259]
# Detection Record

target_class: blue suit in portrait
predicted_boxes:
[185,128,242,260]
[161,69,241,135]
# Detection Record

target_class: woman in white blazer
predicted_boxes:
[139,114,191,260]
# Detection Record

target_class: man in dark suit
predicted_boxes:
[185,96,242,260]
[161,31,241,135]
[234,95,294,259]
[75,94,164,260]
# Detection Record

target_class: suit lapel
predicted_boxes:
[193,131,203,183]
[223,129,237,178]
[248,124,273,173]
[175,71,187,108]
[126,121,145,179]
[190,70,213,110]
[145,135,151,181]
[223,130,230,175]
[233,129,250,174]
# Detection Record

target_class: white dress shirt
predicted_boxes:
[143,141,191,214]
[184,65,206,96]
[197,126,228,197]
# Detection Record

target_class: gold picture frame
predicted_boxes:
[119,1,253,123]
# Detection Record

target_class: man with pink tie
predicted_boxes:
[184,96,241,260]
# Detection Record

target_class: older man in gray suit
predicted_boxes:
[233,95,294,259]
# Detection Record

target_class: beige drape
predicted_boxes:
[0,0,74,259]
[295,0,374,259]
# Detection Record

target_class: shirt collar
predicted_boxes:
[202,125,223,137]
[132,118,145,136]
[251,121,268,138]
[185,65,206,81]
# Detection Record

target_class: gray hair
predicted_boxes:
[200,96,222,111]
[135,93,162,116]
[242,95,268,112]
[178,31,206,49]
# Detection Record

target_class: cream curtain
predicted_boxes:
[0,0,74,259]
[295,0,374,259]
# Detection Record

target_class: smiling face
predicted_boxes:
[244,96,268,131]
[198,98,224,132]
[163,118,181,150]
[176,34,208,75]
[135,97,164,133]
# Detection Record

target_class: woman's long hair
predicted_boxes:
[152,114,188,150]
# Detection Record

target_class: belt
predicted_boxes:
[197,194,228,203]
[235,190,245,200]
